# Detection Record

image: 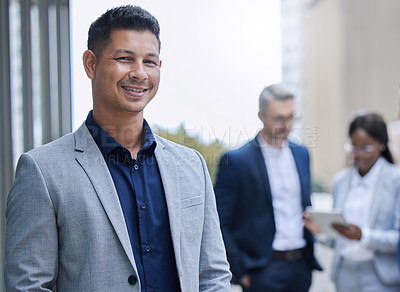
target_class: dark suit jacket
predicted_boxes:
[214,138,322,282]
[398,235,400,269]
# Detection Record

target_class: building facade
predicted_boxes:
[0,1,71,290]
[281,0,400,190]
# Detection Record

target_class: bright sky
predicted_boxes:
[70,0,282,148]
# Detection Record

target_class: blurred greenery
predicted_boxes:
[311,179,327,193]
[153,123,227,183]
[154,123,329,193]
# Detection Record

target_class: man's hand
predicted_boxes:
[240,274,251,289]
[332,223,362,240]
[303,211,322,234]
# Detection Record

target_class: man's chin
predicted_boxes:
[273,135,288,142]
[119,102,150,114]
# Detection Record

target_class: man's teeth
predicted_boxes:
[122,86,146,93]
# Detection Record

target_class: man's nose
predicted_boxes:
[129,62,148,80]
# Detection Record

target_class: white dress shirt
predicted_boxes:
[338,157,385,261]
[257,134,306,251]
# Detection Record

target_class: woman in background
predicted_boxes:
[304,112,400,291]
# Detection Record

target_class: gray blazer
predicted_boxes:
[331,159,400,285]
[5,124,231,291]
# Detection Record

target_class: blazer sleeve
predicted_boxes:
[5,153,58,291]
[194,150,232,291]
[332,166,400,253]
[398,232,400,268]
[361,174,400,253]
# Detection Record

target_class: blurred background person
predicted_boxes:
[214,84,321,292]
[304,112,400,292]
[388,91,400,165]
[398,236,400,269]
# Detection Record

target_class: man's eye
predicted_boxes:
[144,60,158,66]
[114,57,131,61]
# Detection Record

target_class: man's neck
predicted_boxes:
[92,108,144,159]
[260,130,286,149]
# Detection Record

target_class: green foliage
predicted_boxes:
[153,123,227,183]
[311,179,328,193]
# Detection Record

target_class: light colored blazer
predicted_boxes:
[5,124,231,292]
[331,158,400,285]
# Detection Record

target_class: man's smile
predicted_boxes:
[121,85,148,93]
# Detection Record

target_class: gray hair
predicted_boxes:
[258,84,295,113]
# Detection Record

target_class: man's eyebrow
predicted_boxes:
[114,49,159,58]
[115,49,134,55]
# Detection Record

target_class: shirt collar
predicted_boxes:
[257,132,289,152]
[85,110,156,157]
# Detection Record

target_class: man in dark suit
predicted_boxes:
[214,84,321,292]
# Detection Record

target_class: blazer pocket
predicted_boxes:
[180,195,204,209]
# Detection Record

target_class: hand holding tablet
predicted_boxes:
[305,209,350,238]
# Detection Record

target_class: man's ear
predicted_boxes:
[82,50,97,80]
[258,111,264,121]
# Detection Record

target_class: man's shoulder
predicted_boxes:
[26,131,75,157]
[287,141,309,162]
[13,130,79,181]
[154,134,200,158]
[153,135,207,176]
[288,140,309,152]
[224,139,258,157]
[25,124,89,160]
[215,139,259,169]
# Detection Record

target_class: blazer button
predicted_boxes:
[128,275,137,285]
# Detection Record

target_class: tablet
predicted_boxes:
[307,209,349,237]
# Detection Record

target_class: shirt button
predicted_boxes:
[145,246,151,252]
[128,275,137,285]
[141,203,147,210]
[133,164,139,170]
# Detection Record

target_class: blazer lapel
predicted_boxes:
[73,124,137,271]
[289,143,309,207]
[153,137,181,270]
[251,138,273,209]
[368,161,389,226]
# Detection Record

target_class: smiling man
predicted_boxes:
[5,5,231,292]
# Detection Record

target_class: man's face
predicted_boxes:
[259,99,294,143]
[85,29,161,117]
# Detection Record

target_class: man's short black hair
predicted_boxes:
[87,5,161,56]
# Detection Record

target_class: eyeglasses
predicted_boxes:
[271,115,301,125]
[344,143,378,154]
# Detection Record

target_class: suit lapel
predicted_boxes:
[251,138,273,209]
[73,124,137,271]
[289,143,309,207]
[153,137,181,269]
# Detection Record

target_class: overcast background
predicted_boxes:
[70,0,282,148]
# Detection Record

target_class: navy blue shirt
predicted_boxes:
[86,111,180,292]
